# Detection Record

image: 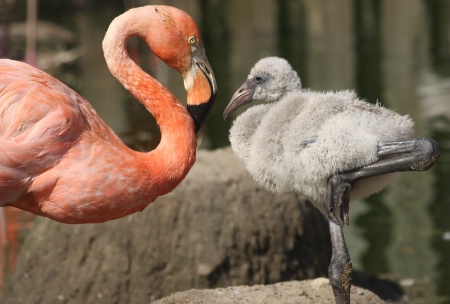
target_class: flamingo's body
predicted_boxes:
[227,88,416,211]
[0,5,216,224]
[224,57,439,304]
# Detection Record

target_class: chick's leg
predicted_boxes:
[325,138,439,226]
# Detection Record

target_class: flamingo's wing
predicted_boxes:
[0,60,94,204]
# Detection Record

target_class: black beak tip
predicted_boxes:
[188,101,214,134]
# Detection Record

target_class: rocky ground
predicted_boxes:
[153,278,384,304]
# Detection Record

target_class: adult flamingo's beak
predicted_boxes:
[185,47,217,133]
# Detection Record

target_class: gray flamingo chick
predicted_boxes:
[223,57,439,304]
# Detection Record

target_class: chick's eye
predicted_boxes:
[188,36,197,45]
[255,76,264,83]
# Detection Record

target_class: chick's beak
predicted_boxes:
[223,79,256,119]
[185,47,217,133]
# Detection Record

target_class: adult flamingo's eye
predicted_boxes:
[188,36,197,45]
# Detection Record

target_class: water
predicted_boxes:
[1,0,450,302]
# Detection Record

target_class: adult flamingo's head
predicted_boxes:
[145,6,217,133]
[103,5,217,133]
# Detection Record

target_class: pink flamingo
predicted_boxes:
[0,5,217,224]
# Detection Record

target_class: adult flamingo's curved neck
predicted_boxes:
[102,7,196,194]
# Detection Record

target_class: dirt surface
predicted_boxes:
[1,148,334,304]
[153,278,383,304]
